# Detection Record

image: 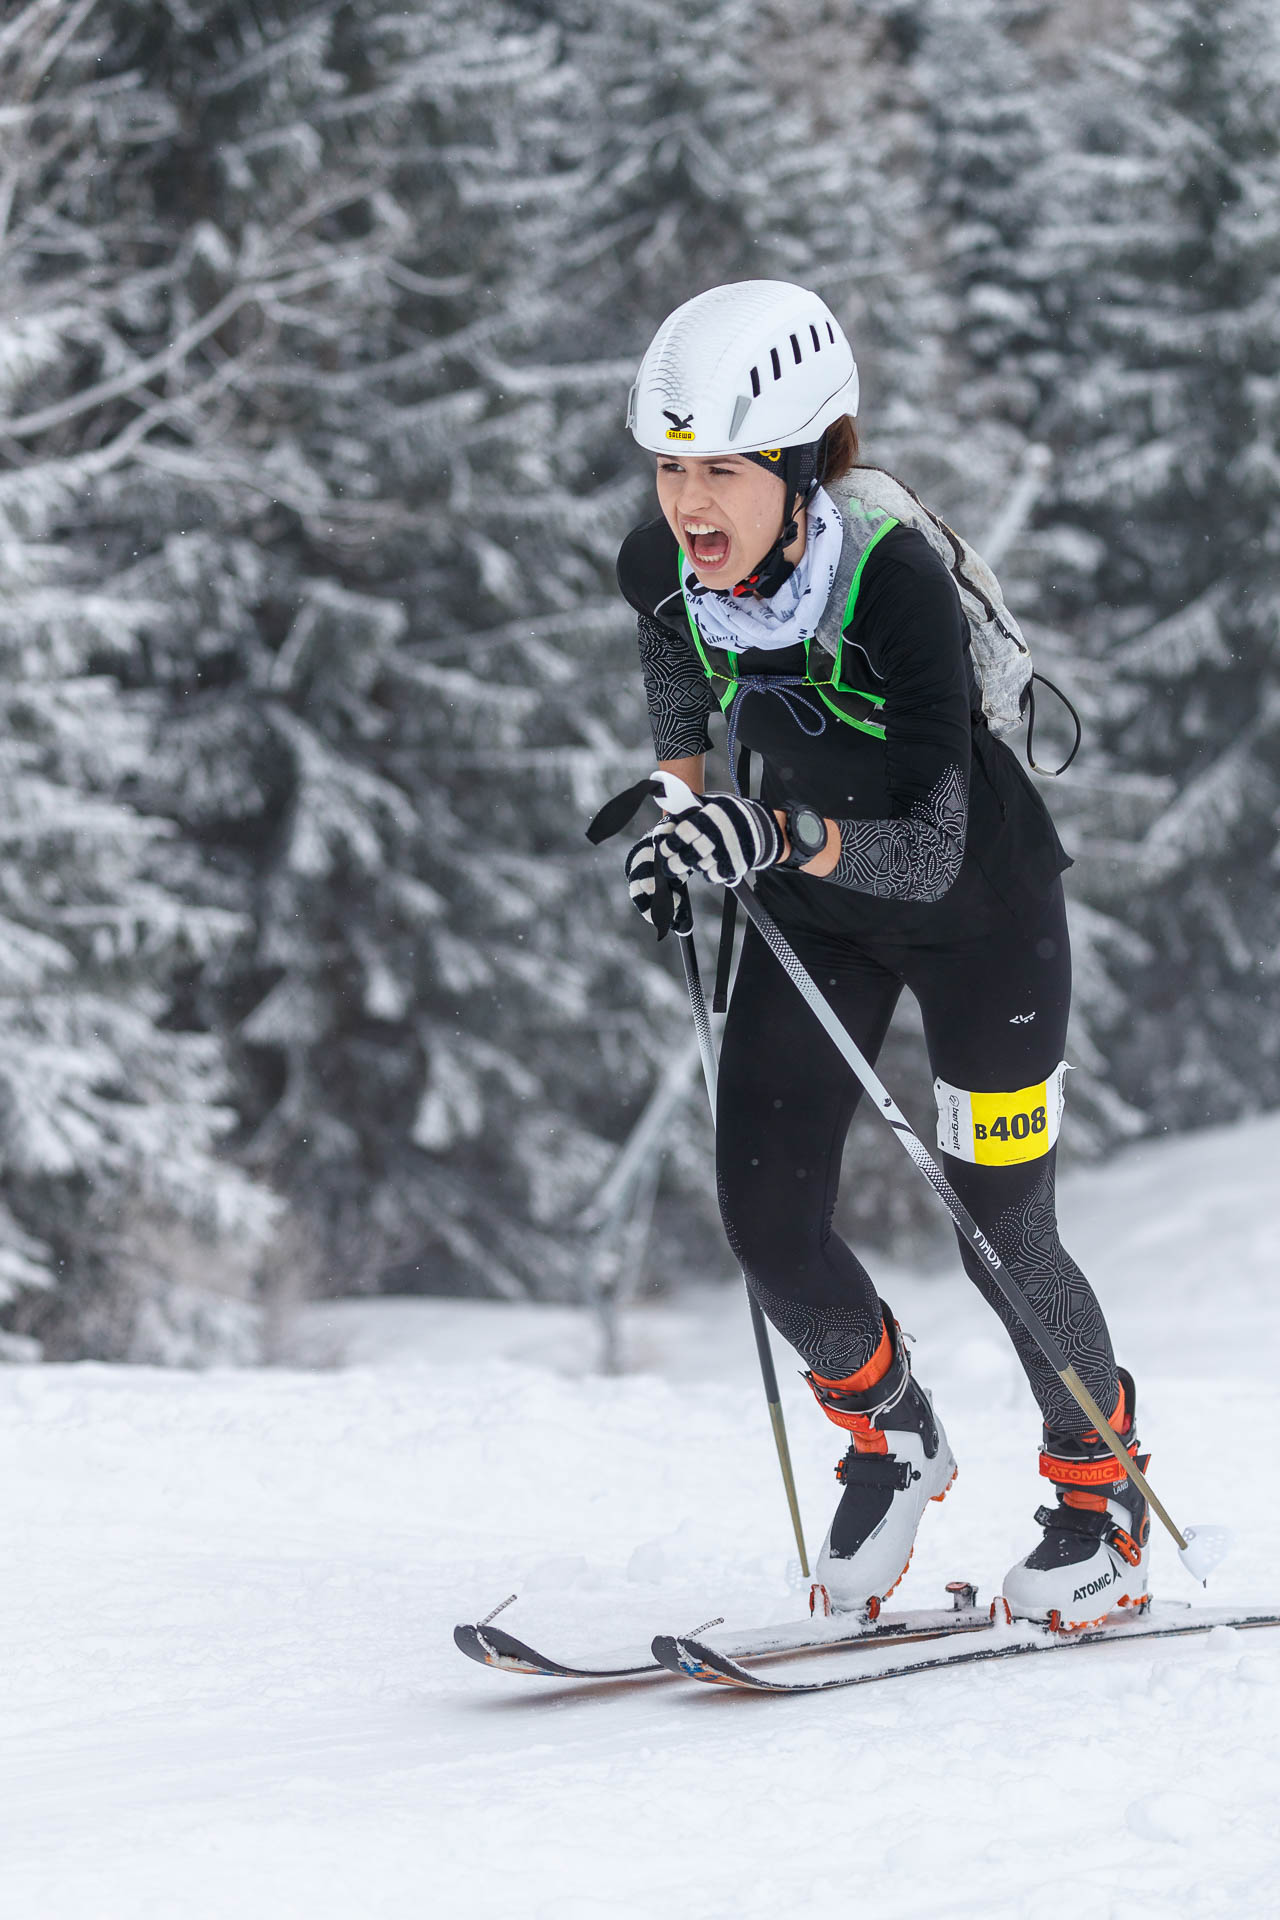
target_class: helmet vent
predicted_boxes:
[810,324,822,352]
[790,333,802,363]
[750,365,761,398]
[826,321,835,343]
[770,347,782,380]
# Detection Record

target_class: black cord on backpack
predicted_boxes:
[1025,671,1082,776]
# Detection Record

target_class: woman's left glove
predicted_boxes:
[653,793,783,886]
[625,831,693,935]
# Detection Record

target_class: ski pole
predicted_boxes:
[675,918,810,1578]
[588,771,1227,1586]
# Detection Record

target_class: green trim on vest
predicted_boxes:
[678,518,899,744]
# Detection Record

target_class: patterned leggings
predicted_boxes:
[714,879,1118,1438]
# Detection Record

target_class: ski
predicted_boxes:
[455,1582,996,1681]
[453,1615,659,1680]
[651,1600,1280,1694]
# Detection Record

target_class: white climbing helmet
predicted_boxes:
[627,280,859,458]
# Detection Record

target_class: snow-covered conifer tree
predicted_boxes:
[1033,0,1280,1128]
[901,0,1058,512]
[0,0,886,1306]
[0,0,279,1358]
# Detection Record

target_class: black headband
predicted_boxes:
[741,441,821,505]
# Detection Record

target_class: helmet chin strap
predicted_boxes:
[730,494,808,599]
[732,442,820,600]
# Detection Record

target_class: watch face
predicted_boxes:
[795,808,826,852]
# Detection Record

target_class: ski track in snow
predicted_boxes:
[4,1113,1280,1917]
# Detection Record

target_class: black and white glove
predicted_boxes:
[652,793,783,887]
[625,831,692,937]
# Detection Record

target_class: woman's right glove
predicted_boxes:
[624,830,692,938]
[651,792,783,886]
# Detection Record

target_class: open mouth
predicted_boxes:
[684,521,731,570]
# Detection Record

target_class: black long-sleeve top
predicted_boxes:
[617,514,1070,940]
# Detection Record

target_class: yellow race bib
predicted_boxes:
[934,1062,1070,1167]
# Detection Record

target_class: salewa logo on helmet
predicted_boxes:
[663,409,695,441]
[1072,1567,1116,1603]
[758,448,782,461]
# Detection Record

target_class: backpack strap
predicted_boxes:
[810,506,899,667]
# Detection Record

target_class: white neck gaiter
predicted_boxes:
[681,486,844,655]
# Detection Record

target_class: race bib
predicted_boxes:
[934,1062,1070,1167]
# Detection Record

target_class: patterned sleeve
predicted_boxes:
[636,612,715,761]
[826,765,967,902]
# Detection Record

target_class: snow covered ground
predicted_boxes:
[5,1112,1280,1918]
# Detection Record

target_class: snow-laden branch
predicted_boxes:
[470,349,639,396]
[0,0,101,99]
[0,259,381,439]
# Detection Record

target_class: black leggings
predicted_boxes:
[714,881,1118,1438]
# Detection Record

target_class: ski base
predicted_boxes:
[652,1601,1280,1694]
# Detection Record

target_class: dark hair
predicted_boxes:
[816,415,860,487]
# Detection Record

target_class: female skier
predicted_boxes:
[615,280,1150,1626]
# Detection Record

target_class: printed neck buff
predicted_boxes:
[682,486,843,655]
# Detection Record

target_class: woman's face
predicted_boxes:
[655,454,798,587]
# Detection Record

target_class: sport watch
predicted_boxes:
[778,803,829,870]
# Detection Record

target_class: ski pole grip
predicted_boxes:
[650,769,700,816]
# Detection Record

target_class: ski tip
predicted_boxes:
[650,1633,687,1675]
[453,1623,500,1668]
[453,1621,557,1676]
[651,1633,755,1688]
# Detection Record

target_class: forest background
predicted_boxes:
[0,0,1275,1364]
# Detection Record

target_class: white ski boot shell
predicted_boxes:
[1003,1368,1151,1631]
[809,1308,958,1616]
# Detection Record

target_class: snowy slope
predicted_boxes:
[4,1113,1280,1918]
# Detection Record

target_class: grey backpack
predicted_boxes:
[819,465,1038,740]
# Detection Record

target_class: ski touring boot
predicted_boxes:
[1003,1367,1150,1632]
[807,1305,958,1617]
